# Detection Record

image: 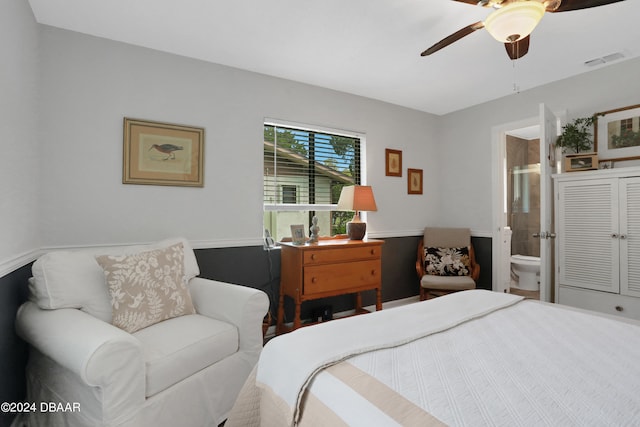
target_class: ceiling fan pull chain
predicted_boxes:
[512,60,520,94]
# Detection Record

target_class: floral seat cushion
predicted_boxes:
[424,246,471,276]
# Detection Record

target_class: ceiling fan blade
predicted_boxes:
[548,0,625,12]
[504,35,530,60]
[421,21,485,56]
[451,0,487,6]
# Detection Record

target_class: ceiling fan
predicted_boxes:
[421,0,626,60]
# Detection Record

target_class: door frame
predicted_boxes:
[491,108,565,298]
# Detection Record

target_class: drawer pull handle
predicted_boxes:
[370,249,376,255]
[311,254,316,260]
[311,277,317,283]
[615,305,623,312]
[371,270,376,276]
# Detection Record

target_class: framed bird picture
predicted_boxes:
[123,118,204,187]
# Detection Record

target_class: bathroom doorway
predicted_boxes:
[491,104,562,302]
[506,130,541,299]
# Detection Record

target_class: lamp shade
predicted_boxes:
[336,185,377,240]
[484,1,545,43]
[336,185,378,212]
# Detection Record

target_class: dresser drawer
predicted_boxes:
[558,286,640,321]
[304,260,380,295]
[303,245,380,265]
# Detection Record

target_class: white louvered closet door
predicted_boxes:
[620,177,640,297]
[558,179,619,293]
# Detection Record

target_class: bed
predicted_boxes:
[226,290,640,426]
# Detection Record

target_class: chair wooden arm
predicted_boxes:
[416,238,425,278]
[469,244,480,282]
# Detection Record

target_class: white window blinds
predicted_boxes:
[263,124,360,210]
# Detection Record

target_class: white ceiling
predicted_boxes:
[27,0,640,116]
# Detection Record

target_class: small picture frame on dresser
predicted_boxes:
[290,224,306,245]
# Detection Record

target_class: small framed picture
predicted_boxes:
[290,224,306,245]
[599,160,613,170]
[407,168,423,194]
[385,149,402,177]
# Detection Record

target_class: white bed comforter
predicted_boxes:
[256,290,640,426]
[256,290,524,424]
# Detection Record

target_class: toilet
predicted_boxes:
[510,255,540,291]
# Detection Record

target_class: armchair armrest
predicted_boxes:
[16,302,145,423]
[189,278,269,356]
[469,245,481,282]
[416,238,425,278]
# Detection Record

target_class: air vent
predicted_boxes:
[585,52,625,67]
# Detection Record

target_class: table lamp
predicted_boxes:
[336,185,377,240]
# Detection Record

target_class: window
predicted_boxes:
[263,122,362,241]
[621,118,633,132]
[282,185,297,204]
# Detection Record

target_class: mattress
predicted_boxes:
[227,290,640,426]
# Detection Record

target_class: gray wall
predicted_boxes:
[0,0,40,274]
[32,25,439,252]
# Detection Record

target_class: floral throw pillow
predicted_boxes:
[424,246,471,277]
[95,243,196,333]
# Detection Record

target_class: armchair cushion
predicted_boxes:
[96,242,195,333]
[420,274,476,291]
[424,246,471,276]
[133,313,238,397]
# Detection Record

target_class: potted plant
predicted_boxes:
[556,116,596,154]
[556,116,599,172]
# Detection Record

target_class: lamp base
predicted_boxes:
[346,221,366,240]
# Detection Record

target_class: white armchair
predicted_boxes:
[15,238,269,427]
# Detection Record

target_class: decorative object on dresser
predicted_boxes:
[554,167,640,320]
[277,238,384,334]
[308,215,320,243]
[407,168,423,194]
[416,227,479,301]
[123,118,204,187]
[594,104,640,162]
[385,148,402,177]
[15,238,269,427]
[290,224,306,245]
[336,185,378,240]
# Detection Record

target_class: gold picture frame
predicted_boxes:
[123,118,204,187]
[408,168,423,195]
[594,104,640,162]
[385,149,402,177]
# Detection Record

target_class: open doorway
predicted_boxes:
[505,127,542,300]
[491,105,562,302]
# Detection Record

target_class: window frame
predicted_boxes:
[263,119,368,238]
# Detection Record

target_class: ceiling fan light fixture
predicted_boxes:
[484,1,545,43]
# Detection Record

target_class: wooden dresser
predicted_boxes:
[277,238,383,334]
